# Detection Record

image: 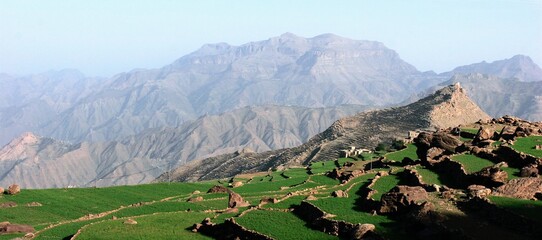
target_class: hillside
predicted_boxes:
[0,105,368,189]
[1,116,541,240]
[167,83,490,181]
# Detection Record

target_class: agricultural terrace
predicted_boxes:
[451,154,495,173]
[512,136,542,158]
[385,144,418,162]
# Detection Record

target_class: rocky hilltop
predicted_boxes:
[403,73,542,121]
[166,83,490,181]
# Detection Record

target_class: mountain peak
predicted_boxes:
[278,32,301,39]
[447,55,542,82]
[0,132,40,160]
[424,84,490,129]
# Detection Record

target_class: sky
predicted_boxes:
[1,0,541,77]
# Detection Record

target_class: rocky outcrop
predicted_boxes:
[493,177,542,199]
[471,165,508,187]
[0,222,35,234]
[207,185,229,193]
[379,186,429,215]
[467,185,492,198]
[294,201,383,239]
[7,184,20,195]
[228,191,250,208]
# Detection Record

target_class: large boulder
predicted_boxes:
[474,127,494,142]
[467,185,492,198]
[231,181,243,188]
[379,186,428,214]
[520,165,539,177]
[494,177,542,199]
[7,184,20,195]
[415,132,462,153]
[500,126,517,140]
[351,223,376,240]
[0,223,35,234]
[473,166,508,186]
[228,191,250,208]
[0,187,3,194]
[207,185,229,193]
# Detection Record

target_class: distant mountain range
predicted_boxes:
[0,105,368,188]
[0,33,541,188]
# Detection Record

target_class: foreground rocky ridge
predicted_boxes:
[165,83,490,181]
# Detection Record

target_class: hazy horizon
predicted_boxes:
[1,0,541,77]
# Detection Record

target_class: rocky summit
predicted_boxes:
[165,83,490,181]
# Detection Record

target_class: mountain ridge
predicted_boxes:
[165,83,490,181]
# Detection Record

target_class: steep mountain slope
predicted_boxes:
[404,74,542,121]
[0,105,368,188]
[442,55,542,82]
[0,70,106,145]
[167,84,490,181]
[36,33,439,143]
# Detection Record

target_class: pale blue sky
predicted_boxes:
[1,0,541,77]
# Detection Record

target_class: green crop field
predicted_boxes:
[512,136,542,157]
[385,144,418,162]
[451,154,495,173]
[2,143,536,240]
[370,175,401,201]
[76,212,215,240]
[414,166,442,185]
[235,210,338,239]
[489,196,542,224]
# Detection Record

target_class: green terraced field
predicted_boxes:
[512,136,542,157]
[414,167,442,185]
[385,144,418,162]
[235,210,338,239]
[370,175,401,201]
[76,212,215,240]
[451,154,495,173]
[489,196,542,224]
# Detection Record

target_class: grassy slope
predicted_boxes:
[385,144,418,162]
[512,136,542,157]
[76,212,214,240]
[451,154,495,173]
[489,196,542,224]
[235,210,337,240]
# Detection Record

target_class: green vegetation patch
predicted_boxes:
[385,144,418,162]
[512,136,542,158]
[500,167,521,180]
[235,210,337,239]
[76,212,214,240]
[451,154,495,173]
[489,196,542,224]
[414,167,442,185]
[370,175,401,201]
[0,182,211,228]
